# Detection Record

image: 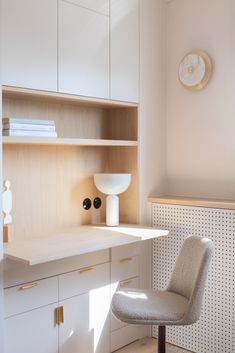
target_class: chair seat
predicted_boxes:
[112,288,189,326]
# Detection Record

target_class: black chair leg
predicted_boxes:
[158,326,166,353]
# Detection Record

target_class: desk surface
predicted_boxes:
[4,224,168,265]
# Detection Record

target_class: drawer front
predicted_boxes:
[111,243,140,261]
[111,255,139,282]
[4,249,109,289]
[4,277,58,318]
[111,277,139,331]
[111,325,142,352]
[59,262,110,300]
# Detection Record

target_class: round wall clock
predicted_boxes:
[178,50,212,90]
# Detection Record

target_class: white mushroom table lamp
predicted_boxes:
[94,174,131,226]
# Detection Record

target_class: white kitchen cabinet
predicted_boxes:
[4,261,110,353]
[4,277,58,317]
[64,0,109,15]
[2,0,57,91]
[5,304,58,353]
[111,255,139,282]
[59,263,110,301]
[59,0,109,99]
[110,244,144,352]
[110,0,139,103]
[59,289,110,353]
[59,262,110,353]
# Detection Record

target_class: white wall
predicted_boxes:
[166,0,235,199]
[139,0,167,222]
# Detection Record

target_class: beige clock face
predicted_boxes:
[179,50,212,90]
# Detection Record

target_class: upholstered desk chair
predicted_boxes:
[111,236,213,353]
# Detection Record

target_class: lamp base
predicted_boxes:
[106,195,119,226]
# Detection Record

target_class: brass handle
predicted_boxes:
[79,267,94,275]
[18,283,37,291]
[120,280,132,287]
[55,306,64,326]
[120,257,132,263]
[55,307,60,326]
[59,306,64,324]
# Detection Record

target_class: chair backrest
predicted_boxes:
[167,235,213,323]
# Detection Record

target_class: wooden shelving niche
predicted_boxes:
[2,86,139,241]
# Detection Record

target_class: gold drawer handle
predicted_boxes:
[79,267,94,275]
[59,306,64,324]
[55,306,64,326]
[120,257,132,263]
[18,283,37,291]
[120,280,132,287]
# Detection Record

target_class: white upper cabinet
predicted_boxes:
[110,0,139,103]
[2,0,57,91]
[64,0,109,15]
[59,0,110,99]
[1,0,140,102]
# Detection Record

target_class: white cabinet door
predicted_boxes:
[64,0,109,15]
[59,0,109,99]
[59,288,110,353]
[2,0,57,91]
[111,0,139,103]
[5,304,58,353]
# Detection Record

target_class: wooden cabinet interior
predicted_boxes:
[2,87,139,240]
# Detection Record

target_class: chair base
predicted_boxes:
[158,326,166,353]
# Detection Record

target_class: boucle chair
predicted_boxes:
[111,235,213,353]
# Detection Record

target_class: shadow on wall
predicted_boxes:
[166,177,235,200]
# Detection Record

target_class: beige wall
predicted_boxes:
[139,0,167,221]
[166,0,235,199]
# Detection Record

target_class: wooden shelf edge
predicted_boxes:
[147,195,235,210]
[2,85,139,109]
[3,136,138,147]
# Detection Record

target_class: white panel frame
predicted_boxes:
[0,0,4,349]
[152,203,235,353]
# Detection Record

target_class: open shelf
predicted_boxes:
[2,86,139,239]
[2,85,138,109]
[3,136,138,147]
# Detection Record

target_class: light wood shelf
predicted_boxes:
[147,195,235,210]
[3,136,138,147]
[2,85,138,109]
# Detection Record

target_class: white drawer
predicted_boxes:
[4,249,109,288]
[111,277,139,331]
[59,262,109,300]
[4,277,58,318]
[111,255,139,282]
[111,243,140,261]
[111,325,142,352]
